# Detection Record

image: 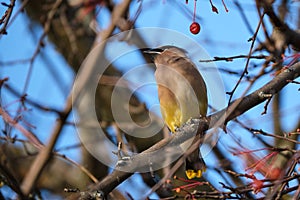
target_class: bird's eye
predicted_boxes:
[169,56,183,63]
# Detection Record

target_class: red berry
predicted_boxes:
[190,22,200,34]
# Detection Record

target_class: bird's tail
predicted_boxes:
[185,138,206,179]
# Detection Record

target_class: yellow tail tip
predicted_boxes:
[185,169,203,179]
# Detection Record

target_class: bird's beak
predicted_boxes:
[140,48,163,55]
[141,48,163,63]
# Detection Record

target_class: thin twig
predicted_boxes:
[227,12,265,106]
[4,83,61,114]
[0,107,43,149]
[0,0,16,35]
[54,153,99,184]
[251,129,300,145]
[199,54,267,62]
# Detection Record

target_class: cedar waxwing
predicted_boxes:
[143,45,208,179]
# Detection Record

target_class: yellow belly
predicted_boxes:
[158,84,203,133]
[161,102,182,133]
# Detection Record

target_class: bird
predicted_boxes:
[143,45,208,179]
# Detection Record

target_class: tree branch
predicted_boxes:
[260,0,300,51]
[20,0,133,196]
[68,61,300,199]
[0,0,16,35]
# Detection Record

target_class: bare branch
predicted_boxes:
[199,54,268,62]
[260,0,300,50]
[226,12,265,106]
[0,106,43,149]
[0,0,16,35]
[68,61,300,199]
[20,0,133,196]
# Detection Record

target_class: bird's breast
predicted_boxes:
[155,65,202,130]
